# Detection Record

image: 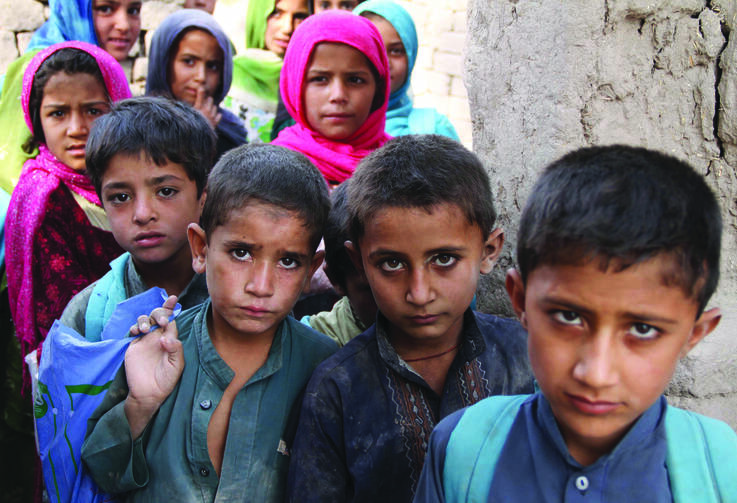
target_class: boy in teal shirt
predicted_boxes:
[60,97,213,339]
[82,144,338,502]
[415,145,737,502]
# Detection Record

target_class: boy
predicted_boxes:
[81,144,339,502]
[301,182,377,346]
[414,145,737,502]
[287,135,535,502]
[60,97,213,340]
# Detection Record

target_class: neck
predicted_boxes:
[132,251,195,297]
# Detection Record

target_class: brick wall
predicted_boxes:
[0,0,472,146]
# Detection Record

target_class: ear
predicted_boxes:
[479,228,505,274]
[345,240,365,275]
[505,267,527,328]
[680,307,721,357]
[188,223,208,274]
[323,263,346,296]
[308,249,325,280]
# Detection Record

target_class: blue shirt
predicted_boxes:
[414,394,672,502]
[82,300,338,503]
[287,309,534,503]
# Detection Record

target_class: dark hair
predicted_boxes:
[86,96,215,198]
[517,145,722,314]
[308,0,367,14]
[24,48,107,152]
[347,134,496,245]
[200,144,330,251]
[323,182,354,290]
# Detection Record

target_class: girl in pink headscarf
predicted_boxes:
[272,10,391,185]
[6,41,131,391]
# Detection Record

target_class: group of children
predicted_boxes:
[0,0,735,502]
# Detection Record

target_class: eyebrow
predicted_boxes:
[42,100,109,109]
[222,240,310,261]
[367,246,466,260]
[540,295,680,325]
[102,175,185,192]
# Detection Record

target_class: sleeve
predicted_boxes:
[286,375,351,503]
[81,365,151,494]
[412,409,464,503]
[433,113,460,141]
[58,282,95,337]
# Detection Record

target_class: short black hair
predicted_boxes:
[200,144,330,251]
[517,145,722,314]
[347,135,496,245]
[24,48,107,152]
[323,182,354,290]
[86,96,215,198]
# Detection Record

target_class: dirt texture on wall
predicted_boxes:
[467,0,737,427]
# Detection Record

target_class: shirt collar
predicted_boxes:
[194,300,287,389]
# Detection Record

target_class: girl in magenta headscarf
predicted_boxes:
[6,41,131,391]
[272,10,391,185]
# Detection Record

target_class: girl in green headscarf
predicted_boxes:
[224,0,308,143]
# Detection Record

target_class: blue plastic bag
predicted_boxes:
[30,287,180,503]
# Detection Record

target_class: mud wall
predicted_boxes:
[467,0,737,427]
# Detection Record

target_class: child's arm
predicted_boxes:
[286,379,352,502]
[124,296,184,439]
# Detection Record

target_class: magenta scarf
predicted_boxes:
[272,10,391,183]
[6,41,131,360]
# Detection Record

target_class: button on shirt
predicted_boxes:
[82,300,338,503]
[414,394,672,502]
[287,309,534,503]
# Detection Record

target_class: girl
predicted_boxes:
[310,0,364,14]
[6,41,131,388]
[225,0,309,143]
[147,9,245,159]
[272,10,391,185]
[0,0,141,194]
[354,0,459,139]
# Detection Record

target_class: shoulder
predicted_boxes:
[58,280,96,333]
[173,302,207,343]
[286,316,340,354]
[473,312,528,353]
[302,327,378,392]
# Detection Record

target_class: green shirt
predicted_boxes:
[82,300,338,502]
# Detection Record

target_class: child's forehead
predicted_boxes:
[216,200,311,242]
[104,151,192,181]
[359,203,482,245]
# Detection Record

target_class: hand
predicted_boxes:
[129,295,178,336]
[124,296,184,439]
[194,85,221,129]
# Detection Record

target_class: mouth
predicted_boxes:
[408,314,440,325]
[323,113,353,122]
[134,232,165,248]
[566,394,621,415]
[107,37,131,49]
[240,306,270,317]
[66,144,86,157]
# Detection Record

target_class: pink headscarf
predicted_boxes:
[272,11,392,184]
[6,41,131,363]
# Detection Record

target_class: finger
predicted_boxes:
[194,85,204,109]
[136,314,151,333]
[212,111,222,127]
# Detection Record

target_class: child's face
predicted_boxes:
[100,152,202,267]
[312,0,359,13]
[264,0,309,58]
[304,42,377,141]
[189,201,323,341]
[506,255,721,466]
[92,0,142,62]
[369,16,408,95]
[183,0,217,14]
[351,204,503,347]
[40,72,110,172]
[167,29,223,106]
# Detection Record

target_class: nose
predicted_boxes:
[245,260,275,297]
[572,331,619,389]
[112,8,131,33]
[133,195,156,224]
[67,111,89,137]
[406,267,435,306]
[278,13,295,36]
[328,80,348,104]
[193,62,206,83]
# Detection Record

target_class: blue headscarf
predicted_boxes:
[147,9,246,148]
[354,0,458,139]
[27,0,98,51]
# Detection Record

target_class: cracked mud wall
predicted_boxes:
[467,0,737,427]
